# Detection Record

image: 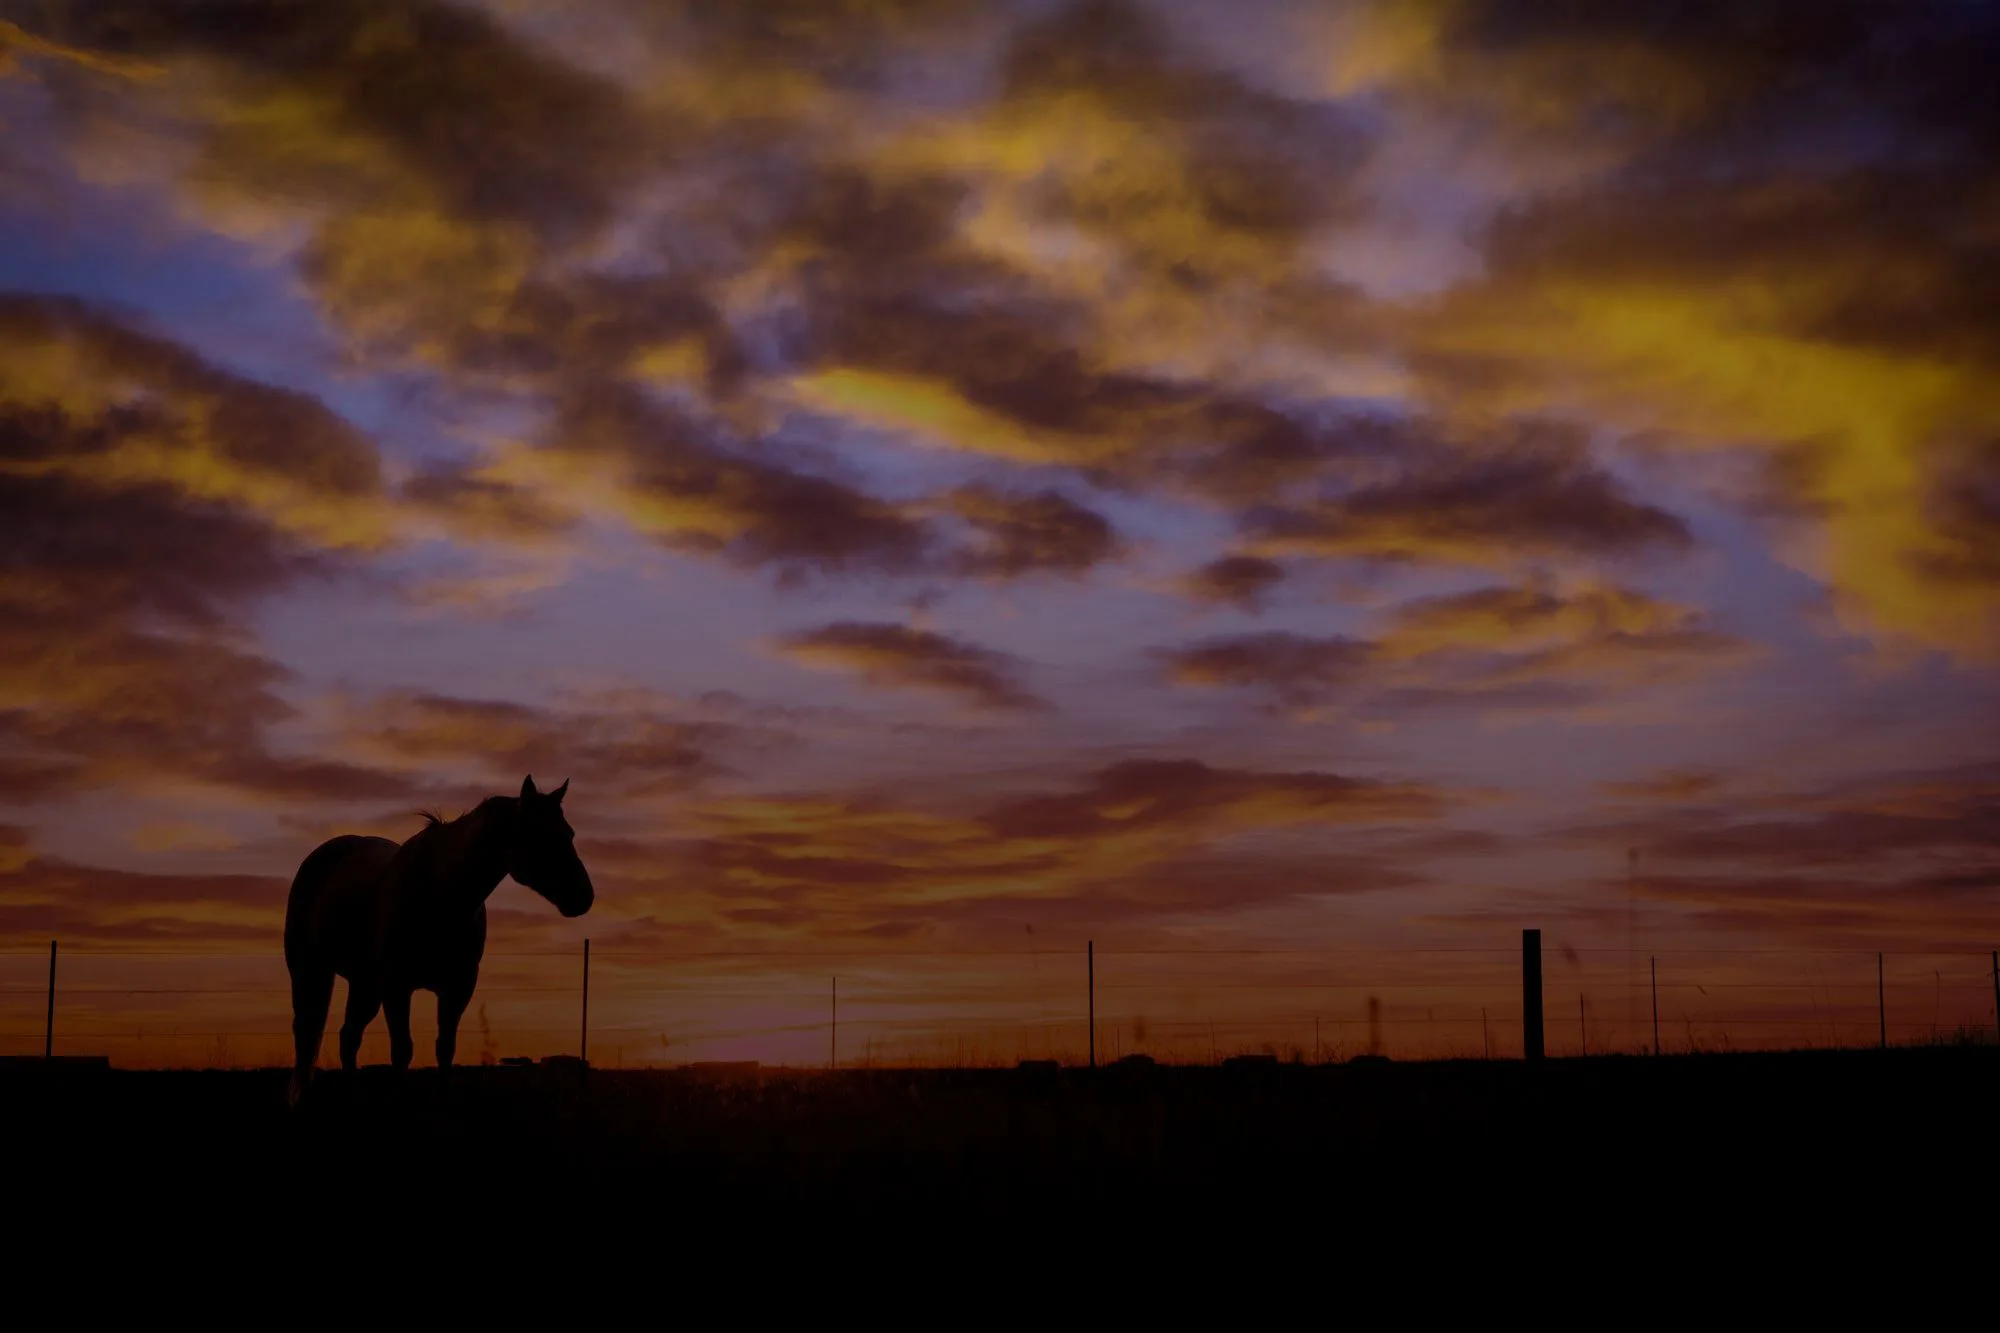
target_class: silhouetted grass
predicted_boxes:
[12,1048,1997,1261]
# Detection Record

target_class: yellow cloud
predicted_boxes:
[1416,278,2000,652]
[791,368,1110,464]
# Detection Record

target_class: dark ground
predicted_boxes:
[10,1049,1996,1271]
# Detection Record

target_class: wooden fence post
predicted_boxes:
[1522,929,1544,1062]
[580,937,590,1067]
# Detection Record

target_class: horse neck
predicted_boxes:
[432,799,515,911]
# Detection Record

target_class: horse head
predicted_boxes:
[510,775,594,918]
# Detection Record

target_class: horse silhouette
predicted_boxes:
[283,775,594,1106]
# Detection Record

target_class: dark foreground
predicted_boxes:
[12,1049,1997,1266]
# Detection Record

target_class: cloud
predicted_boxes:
[1180,555,1286,611]
[399,461,578,542]
[1365,1,2000,651]
[0,853,286,946]
[1159,632,1372,706]
[350,689,737,798]
[545,385,933,574]
[1559,760,2000,944]
[989,0,1371,273]
[941,484,1120,579]
[1242,419,1690,567]
[984,757,1447,841]
[775,622,1045,711]
[0,294,417,803]
[1159,582,1748,712]
[0,293,388,547]
[1599,768,1726,803]
[1372,582,1748,692]
[0,823,30,874]
[670,753,1452,939]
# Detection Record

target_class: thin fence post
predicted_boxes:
[1579,993,1586,1056]
[580,937,590,1066]
[45,938,56,1059]
[1651,956,1660,1056]
[1522,929,1544,1062]
[1087,941,1095,1069]
[1482,1007,1490,1060]
[1991,950,1998,1047]
[1878,952,1887,1050]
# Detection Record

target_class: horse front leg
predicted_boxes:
[384,989,415,1071]
[435,981,475,1070]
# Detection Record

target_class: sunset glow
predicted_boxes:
[2,1,1995,1067]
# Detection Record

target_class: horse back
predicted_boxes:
[284,834,399,975]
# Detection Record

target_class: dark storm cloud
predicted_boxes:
[775,622,1045,711]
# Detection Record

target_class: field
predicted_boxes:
[13,1048,1998,1267]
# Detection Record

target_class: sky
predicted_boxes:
[1,0,1997,1066]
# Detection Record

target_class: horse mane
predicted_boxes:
[412,795,515,832]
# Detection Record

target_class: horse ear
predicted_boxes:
[521,775,538,801]
[551,778,569,805]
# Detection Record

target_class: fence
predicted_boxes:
[3,938,1997,1069]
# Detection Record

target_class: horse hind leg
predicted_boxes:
[339,982,381,1072]
[288,966,334,1109]
[384,989,415,1071]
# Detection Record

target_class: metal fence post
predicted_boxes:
[1522,929,1544,1062]
[1878,952,1887,1049]
[1087,941,1095,1069]
[45,938,56,1059]
[1651,955,1660,1056]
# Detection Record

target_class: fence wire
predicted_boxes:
[1,944,1995,1069]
